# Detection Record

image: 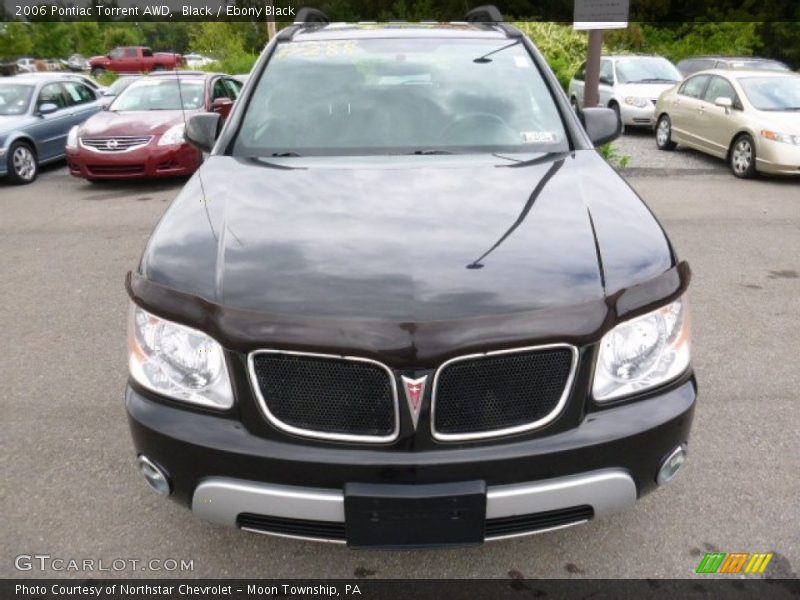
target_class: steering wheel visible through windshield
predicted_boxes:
[232,37,569,156]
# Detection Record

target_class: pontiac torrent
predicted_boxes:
[125,11,696,548]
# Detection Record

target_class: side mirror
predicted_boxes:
[210,97,233,119]
[185,112,221,153]
[38,103,59,115]
[714,97,733,112]
[599,76,613,86]
[582,107,622,147]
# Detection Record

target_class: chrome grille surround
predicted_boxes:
[80,135,153,152]
[247,349,400,444]
[430,344,579,442]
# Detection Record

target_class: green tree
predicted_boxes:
[0,22,33,58]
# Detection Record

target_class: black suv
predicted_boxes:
[125,8,696,548]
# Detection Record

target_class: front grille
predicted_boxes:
[237,505,593,542]
[249,351,397,442]
[485,505,593,538]
[237,513,346,541]
[432,346,576,440]
[81,136,152,152]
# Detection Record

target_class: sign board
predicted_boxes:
[573,0,629,30]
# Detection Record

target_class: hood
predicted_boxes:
[0,114,36,138]
[140,152,672,322]
[616,82,678,100]
[78,110,194,138]
[755,111,800,134]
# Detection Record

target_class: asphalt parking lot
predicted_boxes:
[1,144,798,581]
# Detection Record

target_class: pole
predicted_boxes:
[266,1,277,39]
[583,29,604,108]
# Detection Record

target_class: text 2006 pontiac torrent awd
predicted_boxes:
[125,11,695,548]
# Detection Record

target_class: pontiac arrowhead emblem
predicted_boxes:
[401,375,427,431]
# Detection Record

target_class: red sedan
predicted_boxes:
[66,72,242,181]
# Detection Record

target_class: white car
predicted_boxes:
[184,53,216,69]
[568,55,682,129]
[16,58,37,73]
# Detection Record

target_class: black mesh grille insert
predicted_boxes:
[433,347,575,436]
[485,505,593,537]
[250,353,396,438]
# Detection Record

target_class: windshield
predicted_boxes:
[110,78,204,111]
[739,75,800,111]
[106,77,136,96]
[616,58,681,84]
[0,84,34,116]
[233,38,569,156]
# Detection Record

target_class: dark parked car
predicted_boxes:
[66,71,241,181]
[676,55,790,77]
[0,74,102,184]
[125,9,695,548]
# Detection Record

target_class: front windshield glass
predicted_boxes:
[110,78,204,111]
[616,58,681,84]
[233,38,569,156]
[739,76,800,111]
[0,84,34,116]
[105,77,136,96]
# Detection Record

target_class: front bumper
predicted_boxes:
[755,138,800,175]
[66,142,200,180]
[619,102,657,127]
[126,376,696,543]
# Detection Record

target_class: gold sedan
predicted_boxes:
[654,69,800,177]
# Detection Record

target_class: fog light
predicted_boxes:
[657,445,687,486]
[137,455,171,496]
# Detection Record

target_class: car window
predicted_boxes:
[212,79,229,100]
[125,48,138,58]
[679,75,710,99]
[738,75,800,111]
[574,62,586,82]
[37,82,69,110]
[234,38,570,156]
[703,76,737,105]
[143,49,153,58]
[223,78,242,99]
[109,48,124,59]
[599,60,613,85]
[0,83,34,115]
[615,57,681,84]
[62,81,96,105]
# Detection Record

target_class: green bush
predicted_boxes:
[513,22,593,90]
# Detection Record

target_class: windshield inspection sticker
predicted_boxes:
[521,131,558,143]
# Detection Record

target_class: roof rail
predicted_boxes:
[294,7,330,24]
[465,4,504,22]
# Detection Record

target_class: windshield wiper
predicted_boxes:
[406,149,455,155]
[271,151,302,157]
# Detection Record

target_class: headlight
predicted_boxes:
[157,123,186,146]
[624,96,650,108]
[128,304,233,409]
[761,129,800,145]
[66,126,78,149]
[593,296,691,402]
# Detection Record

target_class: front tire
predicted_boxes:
[609,101,625,134]
[7,141,38,185]
[91,67,106,78]
[730,134,757,179]
[152,65,165,72]
[656,115,677,151]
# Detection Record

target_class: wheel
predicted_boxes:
[91,67,106,78]
[570,96,579,113]
[656,115,677,151]
[6,141,38,184]
[730,134,757,179]
[152,65,165,72]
